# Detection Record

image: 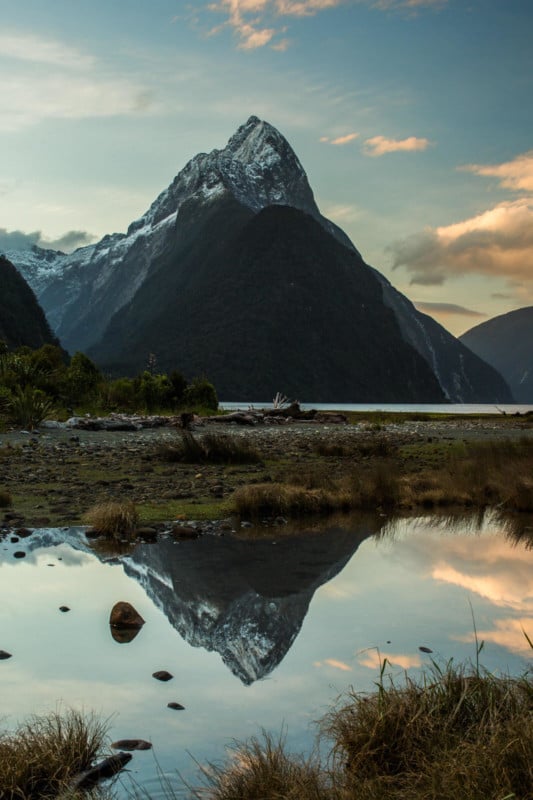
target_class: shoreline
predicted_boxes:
[1,413,532,531]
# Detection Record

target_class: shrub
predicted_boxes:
[183,377,218,411]
[83,501,139,540]
[8,386,54,429]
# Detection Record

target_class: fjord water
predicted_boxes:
[1,513,532,798]
[222,402,533,414]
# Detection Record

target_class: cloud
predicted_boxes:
[388,198,533,296]
[461,151,533,194]
[0,31,154,131]
[332,133,359,145]
[323,203,363,223]
[0,227,95,254]
[362,0,447,10]
[414,302,487,318]
[363,134,431,156]
[0,32,94,69]
[207,0,347,49]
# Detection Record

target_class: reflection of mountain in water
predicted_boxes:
[121,525,374,684]
[0,523,375,684]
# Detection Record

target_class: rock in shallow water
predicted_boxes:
[111,739,152,751]
[109,601,145,629]
[152,670,173,682]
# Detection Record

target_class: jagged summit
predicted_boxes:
[128,115,317,236]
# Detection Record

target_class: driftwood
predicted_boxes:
[71,752,132,789]
[206,412,261,426]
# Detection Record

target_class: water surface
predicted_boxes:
[0,513,531,797]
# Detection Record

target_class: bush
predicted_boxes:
[183,377,218,411]
[83,501,139,540]
[8,386,54,429]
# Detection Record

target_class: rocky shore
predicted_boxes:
[1,411,532,531]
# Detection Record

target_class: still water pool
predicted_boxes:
[1,513,532,797]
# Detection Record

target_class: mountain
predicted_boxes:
[7,116,512,402]
[460,307,533,402]
[0,255,57,349]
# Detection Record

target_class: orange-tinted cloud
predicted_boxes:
[207,0,347,49]
[331,132,360,145]
[363,134,431,156]
[388,198,533,297]
[461,151,533,193]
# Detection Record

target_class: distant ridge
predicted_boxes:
[461,307,533,402]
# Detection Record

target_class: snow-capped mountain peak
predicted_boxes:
[127,115,317,236]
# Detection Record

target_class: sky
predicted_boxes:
[0,0,532,336]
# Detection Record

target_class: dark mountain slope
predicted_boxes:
[371,274,513,403]
[90,201,445,402]
[0,255,57,349]
[461,307,533,402]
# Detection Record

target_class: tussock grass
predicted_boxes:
[324,660,533,800]
[157,431,261,465]
[201,734,329,800]
[0,487,12,507]
[233,482,351,517]
[83,500,139,539]
[233,466,400,517]
[198,657,533,800]
[235,437,533,518]
[0,710,107,799]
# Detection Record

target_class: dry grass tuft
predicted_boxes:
[324,661,533,800]
[157,431,261,465]
[83,500,139,540]
[233,482,351,517]
[201,733,329,800]
[196,659,532,800]
[0,710,107,799]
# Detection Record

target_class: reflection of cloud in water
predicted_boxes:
[383,517,533,614]
[454,617,533,657]
[432,562,533,612]
[313,658,353,672]
[358,650,422,671]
